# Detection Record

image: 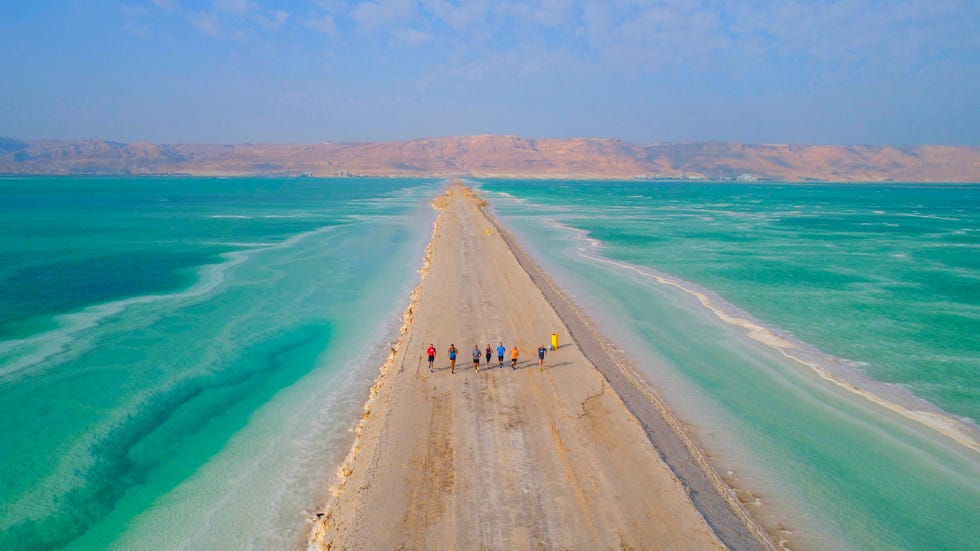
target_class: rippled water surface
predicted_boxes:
[0,176,439,550]
[481,179,979,550]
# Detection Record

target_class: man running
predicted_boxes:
[510,345,519,369]
[496,342,506,367]
[472,345,481,372]
[448,344,458,374]
[485,344,492,366]
[426,344,436,372]
[537,344,547,371]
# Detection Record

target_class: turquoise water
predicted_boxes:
[0,177,439,550]
[480,180,980,550]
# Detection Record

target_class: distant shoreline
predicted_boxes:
[3,135,978,182]
[3,173,980,186]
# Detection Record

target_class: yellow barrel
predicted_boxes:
[551,333,559,350]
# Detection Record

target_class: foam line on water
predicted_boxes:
[2,201,437,549]
[544,217,980,454]
[101,195,437,550]
[119,316,409,550]
[0,224,342,383]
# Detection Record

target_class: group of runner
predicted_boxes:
[426,341,548,374]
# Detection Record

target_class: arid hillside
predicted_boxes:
[1,136,977,181]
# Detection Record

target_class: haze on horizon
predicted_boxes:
[1,1,977,146]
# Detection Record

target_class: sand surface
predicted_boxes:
[309,184,770,550]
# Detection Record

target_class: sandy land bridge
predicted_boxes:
[308,184,773,550]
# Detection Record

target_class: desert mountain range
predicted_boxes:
[1,135,978,182]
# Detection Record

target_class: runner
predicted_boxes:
[472,345,481,372]
[537,344,547,371]
[448,344,458,374]
[485,344,492,366]
[496,342,506,367]
[510,345,519,369]
[426,343,436,372]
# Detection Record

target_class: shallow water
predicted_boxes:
[0,177,439,550]
[479,179,980,550]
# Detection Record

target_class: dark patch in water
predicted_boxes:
[0,251,220,336]
[0,324,331,550]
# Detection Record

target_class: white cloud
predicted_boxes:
[214,0,256,17]
[314,0,351,13]
[166,0,977,88]
[565,0,980,80]
[254,10,289,31]
[421,0,491,31]
[154,1,293,40]
[305,13,339,35]
[187,11,223,37]
[151,0,180,12]
[393,27,431,47]
[122,4,153,37]
[351,0,417,32]
[506,0,575,27]
[350,2,388,30]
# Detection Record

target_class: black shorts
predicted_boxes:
[497,355,504,361]
[428,355,435,362]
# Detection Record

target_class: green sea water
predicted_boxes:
[0,177,440,550]
[480,180,980,550]
[3,177,977,550]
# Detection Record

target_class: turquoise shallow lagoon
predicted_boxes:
[3,177,978,550]
[480,180,979,550]
[0,177,439,550]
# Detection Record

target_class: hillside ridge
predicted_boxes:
[2,136,978,182]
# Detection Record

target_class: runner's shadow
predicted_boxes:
[541,361,572,371]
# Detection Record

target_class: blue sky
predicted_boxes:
[0,1,977,145]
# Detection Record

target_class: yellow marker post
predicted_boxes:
[551,333,559,350]
[486,229,491,236]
